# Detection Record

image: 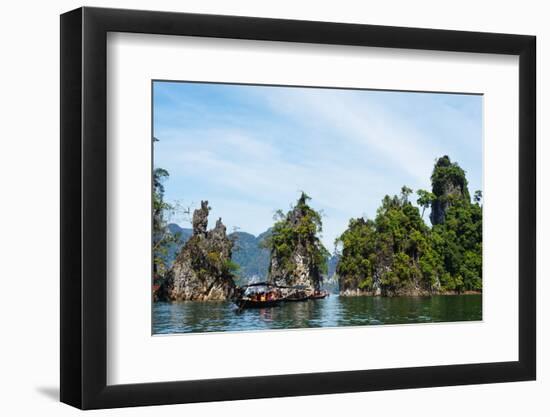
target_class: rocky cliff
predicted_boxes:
[430,155,470,225]
[163,225,271,285]
[267,193,329,292]
[161,201,237,301]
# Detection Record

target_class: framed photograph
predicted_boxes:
[60,6,536,409]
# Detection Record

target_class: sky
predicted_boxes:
[153,81,482,251]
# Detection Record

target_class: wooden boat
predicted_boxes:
[235,282,285,310]
[236,297,282,309]
[235,282,329,310]
[310,290,329,300]
[285,290,310,302]
[284,296,309,302]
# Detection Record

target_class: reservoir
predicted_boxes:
[153,294,482,334]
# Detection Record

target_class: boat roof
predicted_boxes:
[241,282,308,290]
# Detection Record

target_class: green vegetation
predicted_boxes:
[430,193,482,291]
[204,251,240,275]
[152,138,180,283]
[431,155,470,201]
[336,156,482,296]
[416,189,435,219]
[265,192,330,287]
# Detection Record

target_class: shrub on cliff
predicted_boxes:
[152,148,180,283]
[265,192,330,290]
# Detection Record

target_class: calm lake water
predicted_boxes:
[152,294,482,334]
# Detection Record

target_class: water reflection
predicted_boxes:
[152,294,482,335]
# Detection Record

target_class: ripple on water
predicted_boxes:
[152,294,482,334]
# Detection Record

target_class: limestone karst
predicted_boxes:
[160,201,237,301]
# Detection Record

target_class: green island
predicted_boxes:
[337,155,482,296]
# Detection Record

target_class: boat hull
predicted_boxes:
[237,299,282,309]
[285,296,309,302]
[310,293,329,300]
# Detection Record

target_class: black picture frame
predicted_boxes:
[60,6,536,410]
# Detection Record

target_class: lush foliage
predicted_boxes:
[430,195,482,291]
[416,189,435,219]
[152,139,180,282]
[266,192,330,279]
[336,188,437,294]
[336,156,482,295]
[430,155,470,201]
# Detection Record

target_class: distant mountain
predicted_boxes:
[167,223,193,242]
[166,223,193,264]
[322,254,340,293]
[327,253,339,278]
[229,229,271,285]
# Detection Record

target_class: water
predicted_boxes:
[152,294,482,334]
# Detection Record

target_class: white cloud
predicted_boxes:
[259,88,445,184]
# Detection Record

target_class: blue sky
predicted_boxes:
[153,81,482,250]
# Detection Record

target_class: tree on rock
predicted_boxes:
[430,155,471,225]
[336,186,438,296]
[152,138,180,285]
[266,192,329,291]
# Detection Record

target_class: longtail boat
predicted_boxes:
[236,297,282,309]
[284,287,310,302]
[235,282,329,310]
[310,290,330,300]
[235,282,285,310]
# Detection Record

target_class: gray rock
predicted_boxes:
[430,181,464,225]
[429,155,470,225]
[192,200,210,236]
[162,201,236,301]
[267,194,323,292]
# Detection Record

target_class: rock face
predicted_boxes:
[430,155,470,225]
[162,201,237,301]
[269,249,321,291]
[267,193,327,292]
[163,225,272,285]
